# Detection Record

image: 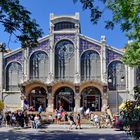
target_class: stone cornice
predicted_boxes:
[79,34,102,47]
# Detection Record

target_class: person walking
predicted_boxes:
[94,114,100,128]
[38,105,43,114]
[18,112,24,128]
[75,113,81,129]
[0,113,3,127]
[68,113,76,129]
[11,113,16,127]
[64,112,68,123]
[5,112,11,127]
[34,114,41,129]
[30,114,35,128]
[105,112,111,128]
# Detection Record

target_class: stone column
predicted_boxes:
[74,29,80,83]
[46,86,54,112]
[0,43,5,100]
[128,67,135,99]
[101,86,108,112]
[101,95,108,112]
[101,36,107,83]
[127,40,135,99]
[125,65,129,101]
[48,34,54,83]
[47,94,54,112]
[74,94,81,112]
[74,85,81,112]
[23,47,29,81]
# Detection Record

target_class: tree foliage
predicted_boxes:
[74,0,140,67]
[0,100,4,111]
[120,86,140,139]
[0,0,42,48]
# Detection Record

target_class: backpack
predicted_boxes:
[77,115,80,120]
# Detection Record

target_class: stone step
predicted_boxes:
[27,111,105,124]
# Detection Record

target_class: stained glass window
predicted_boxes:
[81,50,101,81]
[30,51,49,81]
[108,61,126,90]
[6,62,22,91]
[54,22,75,31]
[55,40,74,80]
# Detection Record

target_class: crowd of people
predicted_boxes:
[0,104,115,130]
[54,106,82,129]
[2,111,41,129]
[53,105,113,129]
[79,105,113,128]
[0,105,43,129]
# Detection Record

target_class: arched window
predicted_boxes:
[108,61,126,90]
[81,86,101,111]
[55,40,74,80]
[54,87,75,111]
[6,62,22,91]
[29,87,47,111]
[54,22,75,31]
[81,50,101,81]
[30,51,49,81]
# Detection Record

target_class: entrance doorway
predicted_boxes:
[81,86,101,111]
[29,87,47,111]
[54,87,75,112]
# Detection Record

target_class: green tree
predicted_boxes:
[0,0,42,48]
[0,100,4,111]
[73,0,140,67]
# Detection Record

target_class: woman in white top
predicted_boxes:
[94,114,100,128]
[34,114,41,129]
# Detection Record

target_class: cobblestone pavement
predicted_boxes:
[0,124,131,140]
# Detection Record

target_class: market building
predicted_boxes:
[0,13,138,113]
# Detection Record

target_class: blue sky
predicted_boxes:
[0,0,128,50]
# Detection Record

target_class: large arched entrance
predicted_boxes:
[54,87,75,112]
[81,86,101,111]
[29,87,48,111]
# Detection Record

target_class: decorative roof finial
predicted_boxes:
[101,35,106,43]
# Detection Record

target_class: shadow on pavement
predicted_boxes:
[0,129,128,140]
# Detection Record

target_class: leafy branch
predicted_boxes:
[0,0,43,48]
[73,0,140,67]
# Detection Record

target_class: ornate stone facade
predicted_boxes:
[0,13,136,113]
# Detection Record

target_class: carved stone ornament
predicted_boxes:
[103,85,107,93]
[47,85,52,93]
[20,85,25,93]
[20,94,26,100]
[75,85,80,93]
[74,93,81,100]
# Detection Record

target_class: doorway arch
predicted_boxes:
[81,86,101,111]
[54,87,75,112]
[29,87,48,111]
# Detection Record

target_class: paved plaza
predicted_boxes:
[0,124,130,140]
